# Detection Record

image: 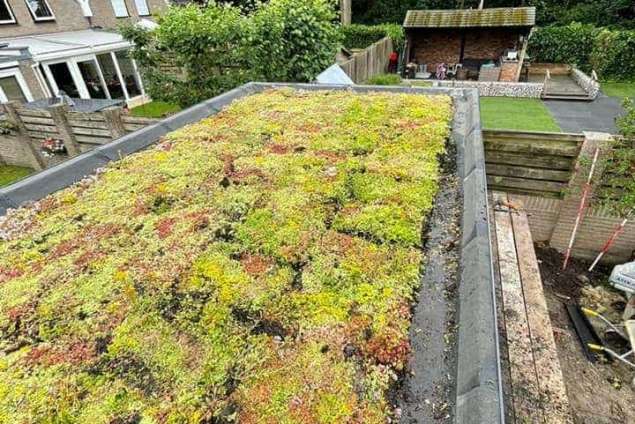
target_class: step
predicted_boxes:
[543,95,593,101]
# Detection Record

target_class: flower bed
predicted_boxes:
[0,89,452,422]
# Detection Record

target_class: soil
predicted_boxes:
[535,245,635,424]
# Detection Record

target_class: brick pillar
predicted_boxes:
[550,132,613,254]
[3,102,46,171]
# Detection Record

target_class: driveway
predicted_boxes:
[544,94,625,134]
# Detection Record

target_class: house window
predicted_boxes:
[24,0,54,21]
[0,76,27,102]
[110,0,128,18]
[0,70,33,103]
[134,0,150,16]
[115,50,142,97]
[97,53,125,100]
[0,0,15,24]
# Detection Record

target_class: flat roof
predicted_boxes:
[0,29,131,62]
[404,7,536,29]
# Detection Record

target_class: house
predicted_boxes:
[403,7,535,82]
[0,0,170,107]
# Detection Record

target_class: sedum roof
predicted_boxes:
[0,89,452,423]
[404,7,536,29]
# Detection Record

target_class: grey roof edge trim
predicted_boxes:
[454,88,504,424]
[0,83,505,423]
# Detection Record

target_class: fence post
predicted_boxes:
[3,102,45,171]
[101,107,127,139]
[549,131,612,255]
[49,104,81,157]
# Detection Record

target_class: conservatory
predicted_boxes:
[0,29,147,107]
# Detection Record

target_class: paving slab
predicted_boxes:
[544,95,624,134]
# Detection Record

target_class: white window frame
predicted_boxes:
[43,55,109,100]
[0,0,16,24]
[110,0,129,18]
[134,0,150,16]
[41,50,145,105]
[24,0,55,22]
[0,68,34,103]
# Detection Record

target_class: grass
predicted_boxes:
[480,97,561,132]
[0,165,32,187]
[601,82,635,99]
[365,73,402,85]
[130,101,181,118]
[0,89,452,423]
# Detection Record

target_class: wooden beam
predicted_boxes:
[493,192,545,423]
[510,200,573,423]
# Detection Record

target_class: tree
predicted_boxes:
[250,0,342,82]
[121,3,253,107]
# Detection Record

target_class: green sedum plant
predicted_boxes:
[0,89,452,423]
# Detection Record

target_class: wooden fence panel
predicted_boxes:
[483,130,584,198]
[339,37,393,84]
[0,104,160,171]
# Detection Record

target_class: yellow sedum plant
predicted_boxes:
[0,89,452,423]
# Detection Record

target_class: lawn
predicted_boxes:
[0,89,452,422]
[130,100,181,118]
[0,165,32,187]
[601,82,635,99]
[480,97,561,132]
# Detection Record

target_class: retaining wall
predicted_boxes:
[485,129,634,263]
[571,67,600,99]
[434,80,544,98]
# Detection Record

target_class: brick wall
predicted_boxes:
[410,28,521,72]
[499,61,519,82]
[18,61,46,100]
[463,28,518,61]
[0,0,168,38]
[0,0,89,37]
[528,63,571,76]
[91,0,168,29]
[410,30,462,70]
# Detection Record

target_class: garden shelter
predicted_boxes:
[403,7,536,82]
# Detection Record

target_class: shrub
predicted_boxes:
[597,98,635,216]
[249,0,342,82]
[528,23,599,71]
[366,73,402,85]
[590,29,635,81]
[529,24,635,81]
[340,23,404,51]
[120,3,253,107]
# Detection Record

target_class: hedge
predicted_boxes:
[528,23,599,72]
[529,23,635,81]
[340,23,404,51]
[590,29,635,81]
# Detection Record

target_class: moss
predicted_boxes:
[0,89,452,422]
